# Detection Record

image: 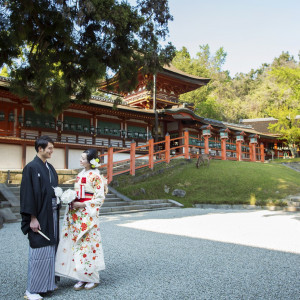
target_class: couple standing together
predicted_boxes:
[20,135,106,300]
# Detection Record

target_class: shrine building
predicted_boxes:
[0,64,282,171]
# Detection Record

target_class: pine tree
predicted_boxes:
[0,0,175,115]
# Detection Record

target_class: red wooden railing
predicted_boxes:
[0,129,265,183]
[99,131,265,184]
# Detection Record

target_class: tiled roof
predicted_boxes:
[239,118,279,134]
[162,64,210,82]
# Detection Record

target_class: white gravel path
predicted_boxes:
[0,208,299,300]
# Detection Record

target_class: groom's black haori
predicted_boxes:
[21,155,58,247]
[20,135,60,296]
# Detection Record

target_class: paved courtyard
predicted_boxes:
[1,208,299,300]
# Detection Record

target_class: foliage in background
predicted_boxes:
[0,0,175,115]
[172,48,300,124]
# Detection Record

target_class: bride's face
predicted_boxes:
[80,153,90,169]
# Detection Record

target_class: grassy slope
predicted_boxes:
[115,159,300,207]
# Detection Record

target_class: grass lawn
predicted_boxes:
[114,159,300,207]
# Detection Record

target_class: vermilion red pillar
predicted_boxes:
[184,130,189,159]
[149,138,154,170]
[165,134,170,164]
[130,141,136,176]
[236,141,242,161]
[107,146,114,184]
[260,143,265,162]
[204,135,209,155]
[221,138,227,160]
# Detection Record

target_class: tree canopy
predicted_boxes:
[0,0,175,115]
[172,48,300,123]
[172,47,300,154]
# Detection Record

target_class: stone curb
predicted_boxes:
[194,203,299,211]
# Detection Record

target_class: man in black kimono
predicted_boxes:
[20,135,60,300]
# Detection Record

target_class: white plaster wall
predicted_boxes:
[68,149,84,169]
[0,144,22,169]
[48,148,64,169]
[26,146,37,164]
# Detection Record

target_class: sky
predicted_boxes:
[166,0,300,76]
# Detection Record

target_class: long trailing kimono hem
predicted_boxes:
[55,169,106,283]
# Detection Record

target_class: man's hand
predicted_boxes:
[30,216,41,233]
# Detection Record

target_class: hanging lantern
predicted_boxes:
[50,121,55,129]
[121,130,126,137]
[90,125,95,134]
[202,129,211,136]
[127,130,132,137]
[70,123,76,131]
[97,127,102,134]
[18,115,24,124]
[250,137,257,144]
[220,131,228,139]
[57,120,62,127]
[77,124,82,131]
[0,111,4,121]
[83,125,89,133]
[44,120,50,127]
[64,122,69,130]
[8,112,15,122]
[104,127,108,134]
[236,135,244,142]
[25,118,32,127]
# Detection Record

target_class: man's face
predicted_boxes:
[39,142,54,160]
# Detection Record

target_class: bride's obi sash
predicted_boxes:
[75,192,94,202]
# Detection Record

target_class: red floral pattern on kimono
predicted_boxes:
[55,169,106,283]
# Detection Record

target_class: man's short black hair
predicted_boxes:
[35,135,54,152]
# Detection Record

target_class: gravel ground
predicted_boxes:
[1,208,300,300]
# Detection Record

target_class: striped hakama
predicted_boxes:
[27,198,58,293]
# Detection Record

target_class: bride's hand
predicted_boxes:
[72,201,85,209]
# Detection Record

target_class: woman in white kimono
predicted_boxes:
[55,149,106,291]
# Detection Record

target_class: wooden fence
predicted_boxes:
[99,131,265,183]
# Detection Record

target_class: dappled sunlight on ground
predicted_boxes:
[118,209,300,254]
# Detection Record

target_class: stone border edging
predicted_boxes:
[168,199,184,207]
[194,203,297,211]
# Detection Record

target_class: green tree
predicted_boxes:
[267,59,300,156]
[0,0,175,115]
[268,107,300,157]
[0,66,9,77]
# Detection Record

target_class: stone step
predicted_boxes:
[104,197,123,202]
[102,201,132,207]
[2,182,178,223]
[290,196,300,202]
[100,203,174,214]
[105,194,120,198]
[0,201,11,208]
[284,206,300,212]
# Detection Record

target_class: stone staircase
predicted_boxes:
[100,158,150,177]
[0,183,180,225]
[284,194,300,212]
